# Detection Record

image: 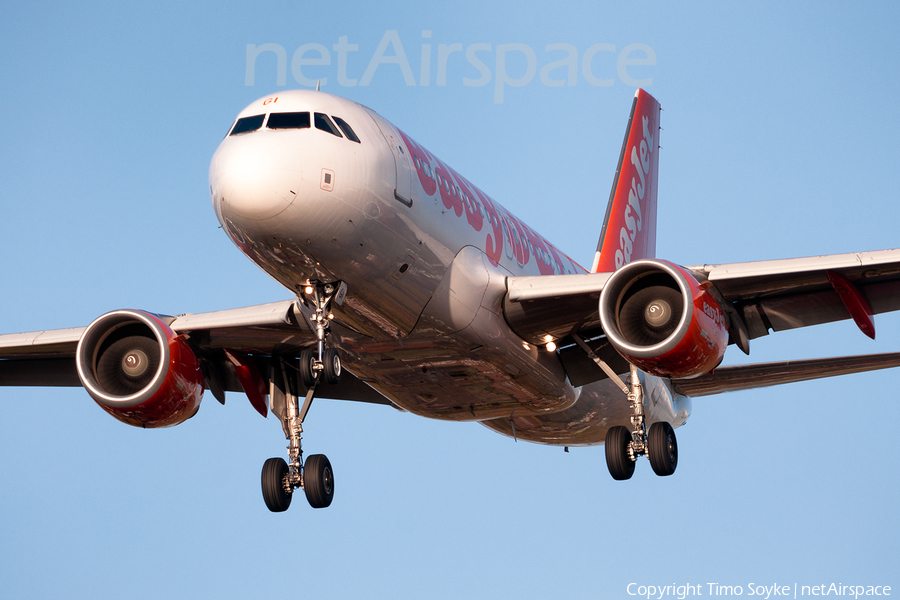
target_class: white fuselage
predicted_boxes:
[208,90,690,445]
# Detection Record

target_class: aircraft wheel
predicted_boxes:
[299,349,317,387]
[322,348,341,384]
[261,457,292,512]
[304,454,334,509]
[605,425,635,480]
[648,422,678,476]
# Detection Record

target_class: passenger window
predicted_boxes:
[314,113,343,137]
[332,116,361,143]
[267,112,311,129]
[230,114,265,135]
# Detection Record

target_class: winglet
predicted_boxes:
[591,89,661,273]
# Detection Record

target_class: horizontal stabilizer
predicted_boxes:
[671,352,900,397]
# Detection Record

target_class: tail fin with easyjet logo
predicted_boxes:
[591,89,661,273]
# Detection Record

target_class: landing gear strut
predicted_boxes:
[604,363,677,479]
[261,357,335,512]
[260,282,343,512]
[298,282,343,387]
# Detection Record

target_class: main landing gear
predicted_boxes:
[604,363,677,480]
[261,282,343,512]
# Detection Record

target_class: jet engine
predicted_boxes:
[76,309,204,428]
[598,260,728,379]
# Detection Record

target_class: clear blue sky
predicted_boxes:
[1,2,898,598]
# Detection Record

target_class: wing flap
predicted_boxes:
[740,278,900,338]
[691,249,900,340]
[0,354,393,406]
[0,358,80,386]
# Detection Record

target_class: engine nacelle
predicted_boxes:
[598,260,728,379]
[76,309,204,428]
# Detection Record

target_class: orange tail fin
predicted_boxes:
[591,89,661,273]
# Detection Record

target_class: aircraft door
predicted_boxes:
[363,108,413,206]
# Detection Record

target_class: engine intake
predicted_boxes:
[76,310,204,428]
[599,260,728,379]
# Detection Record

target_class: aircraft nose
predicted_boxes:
[210,135,302,221]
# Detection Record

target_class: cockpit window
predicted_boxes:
[267,112,311,129]
[332,116,361,143]
[230,114,264,135]
[314,113,343,138]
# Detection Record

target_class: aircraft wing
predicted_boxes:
[504,248,900,386]
[506,249,900,344]
[689,249,900,342]
[0,300,392,406]
[504,271,611,346]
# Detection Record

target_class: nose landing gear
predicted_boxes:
[298,282,344,387]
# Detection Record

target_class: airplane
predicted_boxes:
[2,88,899,512]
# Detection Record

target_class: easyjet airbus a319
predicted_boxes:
[3,89,899,512]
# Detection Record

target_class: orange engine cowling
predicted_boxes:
[598,260,728,379]
[76,310,204,428]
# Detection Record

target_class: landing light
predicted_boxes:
[545,341,557,352]
[304,286,314,295]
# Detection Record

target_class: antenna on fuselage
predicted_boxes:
[316,79,321,91]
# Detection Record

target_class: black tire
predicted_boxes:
[648,421,678,476]
[261,457,292,512]
[322,348,341,384]
[304,454,334,509]
[605,425,635,480]
[299,348,317,387]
